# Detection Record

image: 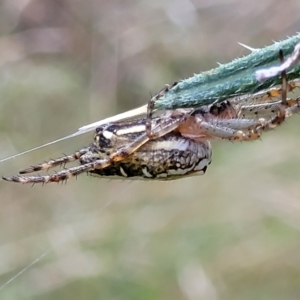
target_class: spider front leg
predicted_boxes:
[2,137,151,184]
[2,159,109,184]
[2,145,142,184]
[18,148,89,174]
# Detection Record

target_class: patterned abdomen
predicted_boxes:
[89,132,212,180]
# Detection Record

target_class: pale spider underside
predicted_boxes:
[3,74,300,184]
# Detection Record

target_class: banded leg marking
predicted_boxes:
[19,148,89,174]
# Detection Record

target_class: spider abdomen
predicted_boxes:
[88,133,212,180]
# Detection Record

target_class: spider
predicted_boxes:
[3,49,300,184]
[2,71,300,184]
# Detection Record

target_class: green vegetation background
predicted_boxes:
[1,1,300,299]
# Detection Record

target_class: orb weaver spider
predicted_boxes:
[3,50,300,184]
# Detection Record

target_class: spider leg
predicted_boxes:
[146,94,155,138]
[146,82,180,139]
[179,116,263,141]
[250,53,290,133]
[145,104,194,141]
[257,96,300,131]
[2,159,110,183]
[192,94,300,142]
[230,77,300,105]
[239,98,297,118]
[179,104,293,142]
[18,148,89,174]
[3,146,135,183]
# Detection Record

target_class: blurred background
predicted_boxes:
[1,0,300,299]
